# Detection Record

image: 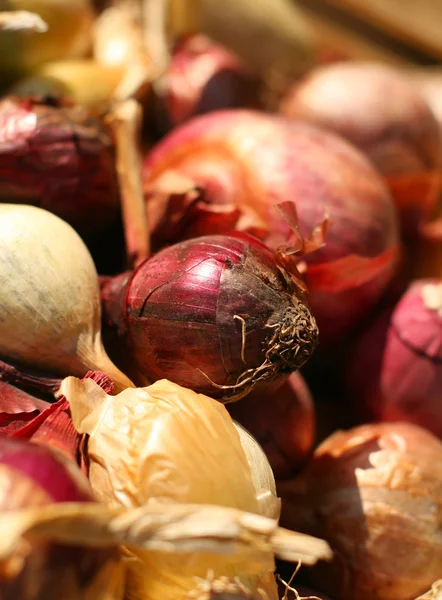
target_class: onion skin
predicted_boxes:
[154,34,261,133]
[347,279,442,437]
[280,62,442,236]
[228,372,315,478]
[0,96,118,235]
[143,110,399,342]
[278,422,442,600]
[102,233,318,401]
[0,438,122,599]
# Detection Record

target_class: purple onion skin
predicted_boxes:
[0,438,120,600]
[106,233,318,402]
[154,35,261,135]
[0,96,118,236]
[347,279,442,437]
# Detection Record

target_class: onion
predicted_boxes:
[280,62,442,236]
[0,0,95,80]
[229,373,315,478]
[0,437,122,599]
[409,69,442,136]
[0,204,133,391]
[9,60,124,110]
[153,34,261,134]
[101,232,318,401]
[278,422,442,600]
[143,110,399,342]
[346,278,442,437]
[0,95,118,236]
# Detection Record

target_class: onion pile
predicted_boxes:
[143,109,400,342]
[280,62,442,236]
[101,232,318,401]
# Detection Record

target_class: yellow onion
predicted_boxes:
[278,422,442,600]
[60,376,280,600]
[0,0,95,80]
[0,204,133,391]
[9,60,124,110]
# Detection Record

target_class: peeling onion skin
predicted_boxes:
[228,372,315,478]
[278,422,442,600]
[347,279,442,437]
[154,34,261,134]
[0,96,119,235]
[103,233,319,402]
[0,438,121,600]
[280,62,442,236]
[143,110,400,342]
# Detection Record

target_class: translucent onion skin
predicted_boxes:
[0,96,118,235]
[280,62,442,236]
[143,110,400,342]
[101,233,318,402]
[0,438,120,600]
[154,34,261,134]
[347,279,442,437]
[278,423,442,600]
[228,372,315,478]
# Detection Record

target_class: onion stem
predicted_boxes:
[107,99,150,267]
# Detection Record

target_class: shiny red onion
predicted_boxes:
[0,96,118,235]
[280,62,442,236]
[0,437,120,599]
[278,422,442,600]
[228,372,315,478]
[101,233,318,401]
[347,278,442,437]
[154,34,261,134]
[143,110,400,342]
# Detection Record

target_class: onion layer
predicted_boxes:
[143,110,399,342]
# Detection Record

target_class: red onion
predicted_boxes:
[0,437,121,599]
[143,110,400,342]
[347,278,442,437]
[228,372,315,478]
[278,422,442,600]
[280,62,442,236]
[101,232,318,401]
[153,34,260,134]
[0,95,118,235]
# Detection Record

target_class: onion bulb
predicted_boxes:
[0,437,123,599]
[280,62,442,236]
[143,110,399,342]
[60,375,280,600]
[347,278,442,437]
[0,204,132,391]
[0,95,119,235]
[101,232,318,401]
[0,0,95,80]
[278,422,442,600]
[229,373,315,478]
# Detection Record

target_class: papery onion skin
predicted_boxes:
[229,372,315,478]
[0,96,118,235]
[346,279,442,437]
[102,232,318,401]
[278,422,442,600]
[154,34,261,134]
[143,110,399,342]
[280,62,442,236]
[0,437,122,600]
